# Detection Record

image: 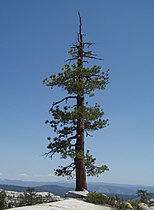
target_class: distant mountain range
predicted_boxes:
[0,179,154,200]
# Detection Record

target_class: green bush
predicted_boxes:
[86,192,108,205]
[0,190,7,210]
[19,187,38,206]
[128,200,139,209]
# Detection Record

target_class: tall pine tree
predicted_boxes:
[43,13,109,191]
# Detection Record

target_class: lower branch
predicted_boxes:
[51,96,77,110]
[85,150,109,177]
[85,129,93,137]
[54,162,76,178]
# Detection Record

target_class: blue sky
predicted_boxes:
[0,0,154,186]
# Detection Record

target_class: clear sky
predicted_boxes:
[0,0,154,186]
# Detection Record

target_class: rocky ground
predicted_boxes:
[4,190,154,210]
[8,198,111,210]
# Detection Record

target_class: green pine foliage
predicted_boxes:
[19,188,38,206]
[137,189,152,204]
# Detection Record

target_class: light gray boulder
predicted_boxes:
[137,203,149,210]
[65,190,89,199]
[123,201,134,210]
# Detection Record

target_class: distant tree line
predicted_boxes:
[0,185,26,192]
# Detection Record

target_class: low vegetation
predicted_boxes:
[1,187,154,210]
[0,190,7,210]
[86,192,108,205]
[86,189,154,210]
[86,191,122,208]
[0,187,60,210]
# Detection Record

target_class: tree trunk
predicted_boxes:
[75,12,87,191]
[75,95,87,191]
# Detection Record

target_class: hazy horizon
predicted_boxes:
[1,178,154,188]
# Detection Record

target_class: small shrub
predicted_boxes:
[107,196,118,207]
[86,192,108,205]
[128,200,139,209]
[0,190,7,210]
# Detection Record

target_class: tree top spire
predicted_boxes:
[78,12,83,43]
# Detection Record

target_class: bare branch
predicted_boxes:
[85,129,93,137]
[83,60,89,63]
[84,42,96,46]
[84,55,104,60]
[68,135,77,142]
[71,104,77,108]
[63,162,75,170]
[43,150,56,159]
[50,96,77,111]
[65,57,78,62]
[55,162,76,177]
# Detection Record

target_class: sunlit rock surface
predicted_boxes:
[9,198,111,210]
[65,190,89,199]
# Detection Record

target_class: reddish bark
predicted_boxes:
[75,95,87,191]
[75,13,87,191]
